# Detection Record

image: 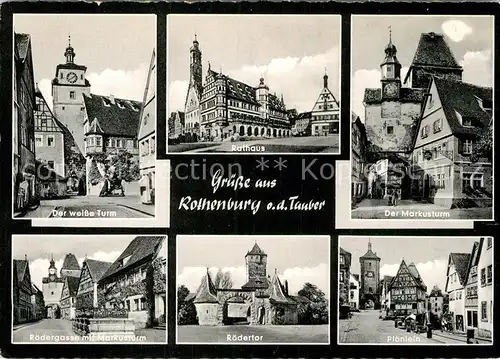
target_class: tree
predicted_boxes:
[470,125,492,163]
[177,286,198,325]
[213,269,233,289]
[297,283,329,325]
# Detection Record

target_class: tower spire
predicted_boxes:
[368,238,372,251]
[388,25,392,44]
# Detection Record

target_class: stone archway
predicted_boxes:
[261,128,265,136]
[273,129,277,137]
[267,128,271,137]
[247,126,252,136]
[216,291,254,325]
[254,127,259,136]
[239,125,245,136]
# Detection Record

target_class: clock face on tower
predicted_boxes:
[66,72,78,84]
[384,83,398,97]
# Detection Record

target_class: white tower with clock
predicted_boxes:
[52,36,91,153]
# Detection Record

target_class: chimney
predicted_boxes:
[284,280,289,295]
[109,95,115,105]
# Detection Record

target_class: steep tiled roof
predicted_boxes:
[363,87,424,104]
[246,243,266,256]
[208,69,260,106]
[407,262,426,289]
[241,277,269,289]
[360,248,380,260]
[268,93,286,112]
[14,259,29,283]
[85,259,112,282]
[297,111,312,120]
[83,93,142,138]
[267,272,296,305]
[410,32,461,69]
[15,33,30,62]
[429,285,444,297]
[65,276,81,296]
[194,271,218,303]
[99,236,165,282]
[434,77,492,136]
[62,253,80,271]
[450,253,471,286]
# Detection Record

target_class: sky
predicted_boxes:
[14,14,156,108]
[177,235,330,296]
[12,235,137,289]
[167,15,341,114]
[351,15,494,121]
[339,236,484,293]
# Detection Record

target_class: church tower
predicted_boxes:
[242,243,268,289]
[359,239,381,308]
[380,27,402,101]
[184,35,203,137]
[52,35,91,153]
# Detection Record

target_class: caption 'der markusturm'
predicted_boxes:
[350,15,493,221]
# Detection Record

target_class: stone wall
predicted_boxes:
[195,303,219,325]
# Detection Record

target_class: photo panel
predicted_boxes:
[349,15,494,222]
[11,234,167,344]
[12,14,166,226]
[167,14,341,155]
[338,235,494,346]
[176,235,331,345]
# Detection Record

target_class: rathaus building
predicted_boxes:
[183,36,292,141]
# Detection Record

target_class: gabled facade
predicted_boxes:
[380,275,394,315]
[34,86,65,177]
[310,72,340,136]
[75,258,112,313]
[291,111,312,136]
[168,111,185,140]
[31,283,46,321]
[477,237,493,339]
[138,50,157,205]
[388,260,427,316]
[445,252,471,332]
[98,236,166,329]
[60,275,80,319]
[13,33,38,213]
[410,77,493,208]
[13,258,34,324]
[83,93,141,158]
[464,241,480,332]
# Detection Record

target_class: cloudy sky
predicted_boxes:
[339,236,485,292]
[14,14,155,108]
[168,15,340,114]
[177,235,330,296]
[352,15,494,121]
[12,235,137,289]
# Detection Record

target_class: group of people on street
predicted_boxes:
[387,188,401,206]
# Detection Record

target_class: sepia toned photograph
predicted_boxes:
[338,236,493,345]
[13,14,157,219]
[350,15,494,220]
[176,235,330,344]
[167,14,341,154]
[12,235,166,344]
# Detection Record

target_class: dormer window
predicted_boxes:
[120,255,132,267]
[462,117,473,127]
[117,101,125,109]
[102,98,111,107]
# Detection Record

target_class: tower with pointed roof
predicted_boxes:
[52,35,91,154]
[243,243,268,289]
[380,27,402,101]
[60,253,81,278]
[404,32,463,89]
[184,35,203,138]
[359,240,381,308]
[310,69,340,136]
